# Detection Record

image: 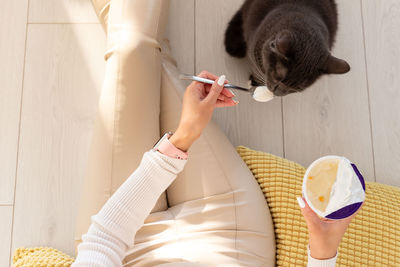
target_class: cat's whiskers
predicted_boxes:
[247,45,268,84]
[248,54,266,84]
[253,69,266,84]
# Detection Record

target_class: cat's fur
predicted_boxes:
[225,0,350,96]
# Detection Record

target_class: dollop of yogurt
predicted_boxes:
[252,86,274,102]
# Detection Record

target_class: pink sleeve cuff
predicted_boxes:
[156,136,188,160]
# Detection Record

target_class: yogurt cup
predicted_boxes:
[302,156,366,220]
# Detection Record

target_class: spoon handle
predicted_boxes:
[179,74,250,93]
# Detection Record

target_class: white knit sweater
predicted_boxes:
[73,150,337,267]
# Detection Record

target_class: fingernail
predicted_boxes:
[217,75,226,86]
[297,197,305,208]
[229,89,236,96]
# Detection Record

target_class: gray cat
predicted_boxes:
[225,0,350,96]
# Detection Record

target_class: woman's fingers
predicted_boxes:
[205,85,235,99]
[204,75,226,104]
[197,70,219,81]
[197,71,234,97]
[197,70,230,84]
[222,87,235,98]
[215,98,238,107]
[218,95,225,101]
[196,71,237,106]
[297,197,322,227]
[203,85,225,101]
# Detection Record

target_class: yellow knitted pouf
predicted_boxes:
[236,145,400,267]
[13,247,74,267]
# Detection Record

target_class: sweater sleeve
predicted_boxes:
[72,150,187,267]
[307,245,338,267]
[72,149,338,267]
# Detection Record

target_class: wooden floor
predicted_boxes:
[0,0,399,266]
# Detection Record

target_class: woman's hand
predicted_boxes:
[169,71,238,152]
[297,196,361,260]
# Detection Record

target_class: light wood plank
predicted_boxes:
[165,0,195,75]
[0,206,13,267]
[29,0,98,23]
[0,1,29,204]
[195,0,284,157]
[12,24,105,256]
[362,0,400,186]
[282,0,375,180]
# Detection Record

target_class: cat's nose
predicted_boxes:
[270,83,282,94]
[273,90,287,96]
[272,86,289,96]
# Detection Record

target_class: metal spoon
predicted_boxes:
[179,74,274,102]
[179,73,253,92]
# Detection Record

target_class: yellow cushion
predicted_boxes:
[13,247,74,267]
[236,145,400,267]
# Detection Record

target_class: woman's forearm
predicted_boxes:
[73,150,187,267]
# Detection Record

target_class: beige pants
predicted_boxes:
[75,0,276,266]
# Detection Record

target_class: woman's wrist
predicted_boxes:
[309,248,337,260]
[309,239,338,260]
[169,127,199,152]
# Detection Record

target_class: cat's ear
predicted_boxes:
[270,31,292,59]
[323,55,351,74]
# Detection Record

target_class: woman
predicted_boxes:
[73,71,356,266]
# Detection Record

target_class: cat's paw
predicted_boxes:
[224,10,246,58]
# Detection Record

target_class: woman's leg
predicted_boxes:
[125,62,276,266]
[80,1,276,265]
[91,0,110,32]
[75,0,170,251]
